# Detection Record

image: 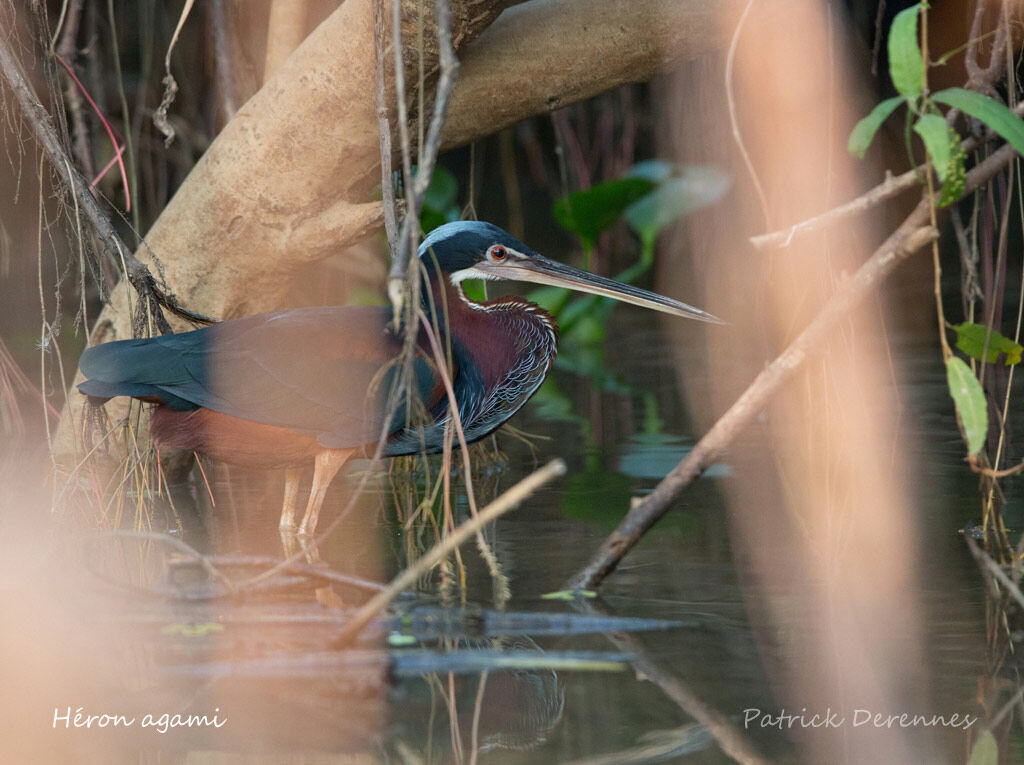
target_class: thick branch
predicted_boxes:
[440,0,739,150]
[568,142,1018,590]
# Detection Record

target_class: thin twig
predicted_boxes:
[751,168,921,250]
[53,0,94,179]
[387,0,460,317]
[964,0,989,85]
[417,307,508,592]
[167,553,388,593]
[969,454,1024,479]
[53,53,130,211]
[332,458,566,646]
[373,0,399,256]
[988,680,1024,731]
[89,529,235,593]
[964,534,1024,612]
[920,5,953,364]
[725,0,770,230]
[0,35,214,330]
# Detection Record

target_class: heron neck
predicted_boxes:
[430,278,558,392]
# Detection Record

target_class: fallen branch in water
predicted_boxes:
[569,141,1019,591]
[333,458,566,646]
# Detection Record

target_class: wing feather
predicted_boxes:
[78,306,450,449]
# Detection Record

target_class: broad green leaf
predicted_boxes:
[624,168,731,250]
[849,96,904,158]
[938,127,967,207]
[913,114,952,182]
[967,731,998,765]
[952,322,1023,365]
[888,5,924,100]
[421,166,460,234]
[423,166,458,212]
[933,87,1024,157]
[946,356,988,455]
[525,284,574,317]
[554,177,656,250]
[461,279,487,303]
[557,294,601,334]
[555,262,652,334]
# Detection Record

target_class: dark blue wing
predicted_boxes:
[78,306,447,449]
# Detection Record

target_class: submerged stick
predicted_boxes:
[570,142,1018,591]
[333,458,566,646]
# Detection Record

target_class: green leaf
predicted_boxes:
[387,633,418,646]
[952,322,1023,365]
[554,177,656,250]
[849,96,905,158]
[421,166,460,234]
[933,87,1024,157]
[946,356,988,455]
[888,5,924,100]
[938,127,967,207]
[461,279,487,303]
[967,731,998,765]
[423,166,458,213]
[913,114,952,182]
[525,285,574,317]
[623,168,731,249]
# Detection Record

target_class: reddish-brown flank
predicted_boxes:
[150,406,330,468]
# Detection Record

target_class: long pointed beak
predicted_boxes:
[476,255,725,325]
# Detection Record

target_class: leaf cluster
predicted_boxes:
[850,5,1024,464]
[538,161,730,342]
[848,4,1024,207]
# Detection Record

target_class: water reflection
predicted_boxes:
[617,433,732,481]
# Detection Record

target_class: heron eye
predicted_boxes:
[489,245,507,261]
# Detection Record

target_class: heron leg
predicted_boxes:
[298,449,353,536]
[279,467,303,531]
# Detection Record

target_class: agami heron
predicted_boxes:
[78,221,721,535]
